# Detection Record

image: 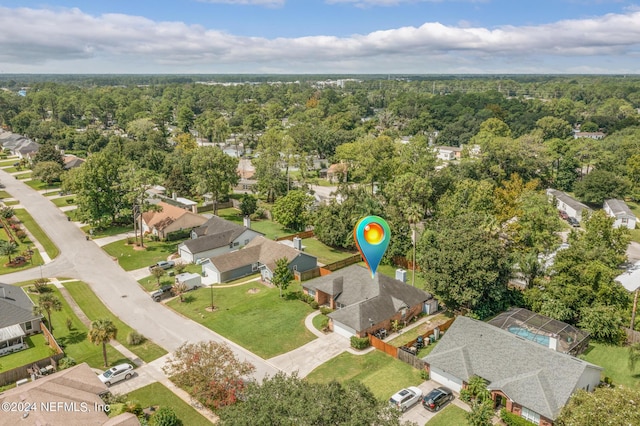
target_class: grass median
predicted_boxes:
[127,382,211,425]
[63,281,167,362]
[13,208,59,259]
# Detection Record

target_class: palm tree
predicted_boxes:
[0,240,19,263]
[32,293,62,336]
[173,281,188,303]
[88,319,118,367]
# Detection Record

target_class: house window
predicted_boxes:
[244,239,249,245]
[521,407,540,424]
[233,241,239,247]
[25,321,32,331]
[307,289,316,297]
[251,263,259,272]
[622,218,628,224]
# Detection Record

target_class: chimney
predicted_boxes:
[395,269,407,283]
[293,237,302,251]
[332,276,343,295]
[172,192,177,200]
[243,216,251,229]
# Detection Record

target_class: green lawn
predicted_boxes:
[51,195,77,207]
[3,167,19,173]
[426,405,468,425]
[13,208,60,259]
[2,200,19,206]
[15,172,32,180]
[312,313,328,332]
[306,351,423,401]
[0,334,56,370]
[580,342,640,388]
[216,207,293,239]
[126,382,211,425]
[62,281,167,362]
[25,179,60,191]
[138,264,205,292]
[102,239,181,271]
[301,238,355,265]
[86,224,134,239]
[386,313,453,348]
[0,223,44,275]
[24,284,131,368]
[166,282,316,358]
[0,159,18,167]
[0,190,12,199]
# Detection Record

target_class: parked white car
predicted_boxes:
[98,363,134,387]
[389,386,423,412]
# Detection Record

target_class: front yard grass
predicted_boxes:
[0,223,44,275]
[166,282,316,358]
[24,284,131,368]
[15,172,32,180]
[0,334,55,370]
[306,351,423,401]
[13,208,59,259]
[0,190,12,199]
[51,195,77,207]
[102,239,180,271]
[301,238,355,265]
[426,404,468,425]
[62,281,167,362]
[126,382,210,425]
[580,341,640,388]
[25,179,60,191]
[138,263,206,292]
[215,207,293,239]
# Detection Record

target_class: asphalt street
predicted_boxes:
[0,169,279,380]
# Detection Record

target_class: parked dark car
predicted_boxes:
[151,284,174,302]
[422,387,453,412]
[567,217,580,227]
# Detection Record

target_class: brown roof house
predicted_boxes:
[0,283,42,356]
[178,216,263,264]
[140,201,207,240]
[302,265,434,338]
[201,236,317,284]
[423,316,602,426]
[0,362,140,425]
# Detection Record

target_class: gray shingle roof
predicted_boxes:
[546,188,592,213]
[193,216,248,238]
[423,316,602,420]
[605,199,636,218]
[306,265,432,331]
[181,229,245,254]
[0,283,40,329]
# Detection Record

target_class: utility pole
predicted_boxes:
[631,287,639,331]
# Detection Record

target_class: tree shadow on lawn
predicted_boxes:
[58,330,87,346]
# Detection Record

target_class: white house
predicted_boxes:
[603,199,637,230]
[546,188,592,221]
[436,146,462,161]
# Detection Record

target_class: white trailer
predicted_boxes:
[175,272,202,291]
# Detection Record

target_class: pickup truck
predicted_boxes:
[150,284,174,302]
[149,260,175,272]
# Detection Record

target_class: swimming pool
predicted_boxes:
[507,326,550,347]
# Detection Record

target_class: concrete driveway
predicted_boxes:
[268,332,349,377]
[400,380,470,425]
[0,169,279,381]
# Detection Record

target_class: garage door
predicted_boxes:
[203,266,220,284]
[333,321,356,338]
[429,367,463,393]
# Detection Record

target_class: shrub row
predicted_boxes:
[500,408,533,426]
[350,336,370,350]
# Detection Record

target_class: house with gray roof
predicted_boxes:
[0,283,42,356]
[546,188,592,221]
[178,216,263,264]
[202,236,317,284]
[603,199,637,230]
[423,316,602,426]
[303,265,433,338]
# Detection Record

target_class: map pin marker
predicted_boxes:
[354,216,391,279]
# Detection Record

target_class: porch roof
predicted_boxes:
[0,324,25,342]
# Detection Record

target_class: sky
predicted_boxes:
[1,0,640,74]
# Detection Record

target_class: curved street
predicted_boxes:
[0,169,279,380]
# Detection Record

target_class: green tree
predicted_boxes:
[32,161,64,186]
[218,372,403,426]
[32,293,62,336]
[177,105,195,133]
[191,146,239,215]
[88,319,118,367]
[121,165,159,248]
[253,129,288,203]
[239,193,258,218]
[162,341,255,410]
[417,213,511,318]
[466,400,494,426]
[150,407,182,426]
[578,304,625,344]
[0,240,19,263]
[271,190,314,232]
[557,386,640,426]
[574,169,630,205]
[272,257,293,299]
[33,143,64,166]
[151,266,167,287]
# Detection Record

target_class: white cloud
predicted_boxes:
[326,0,487,6]
[197,0,285,6]
[0,6,639,73]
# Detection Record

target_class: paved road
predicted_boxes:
[0,169,279,380]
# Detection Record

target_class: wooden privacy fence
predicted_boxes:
[275,230,315,241]
[397,348,427,370]
[401,317,456,350]
[369,334,398,358]
[295,267,321,282]
[625,327,640,345]
[323,254,362,272]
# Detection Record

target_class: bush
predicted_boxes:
[127,331,147,346]
[350,336,370,350]
[309,300,319,310]
[460,389,472,403]
[320,306,334,315]
[420,370,429,381]
[58,357,76,370]
[151,407,182,426]
[15,230,26,241]
[500,408,533,426]
[66,317,73,330]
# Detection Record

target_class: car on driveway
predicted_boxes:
[149,260,175,272]
[422,387,454,412]
[559,210,569,220]
[567,217,580,227]
[150,284,174,302]
[389,386,423,412]
[98,363,134,387]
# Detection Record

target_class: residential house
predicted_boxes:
[546,188,592,221]
[202,236,317,284]
[178,216,263,264]
[0,362,140,425]
[603,199,637,230]
[436,146,462,161]
[326,163,347,183]
[423,316,602,426]
[63,153,86,170]
[573,131,605,140]
[0,283,42,356]
[140,201,207,240]
[302,265,434,338]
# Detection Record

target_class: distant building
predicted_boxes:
[603,199,637,230]
[546,189,592,222]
